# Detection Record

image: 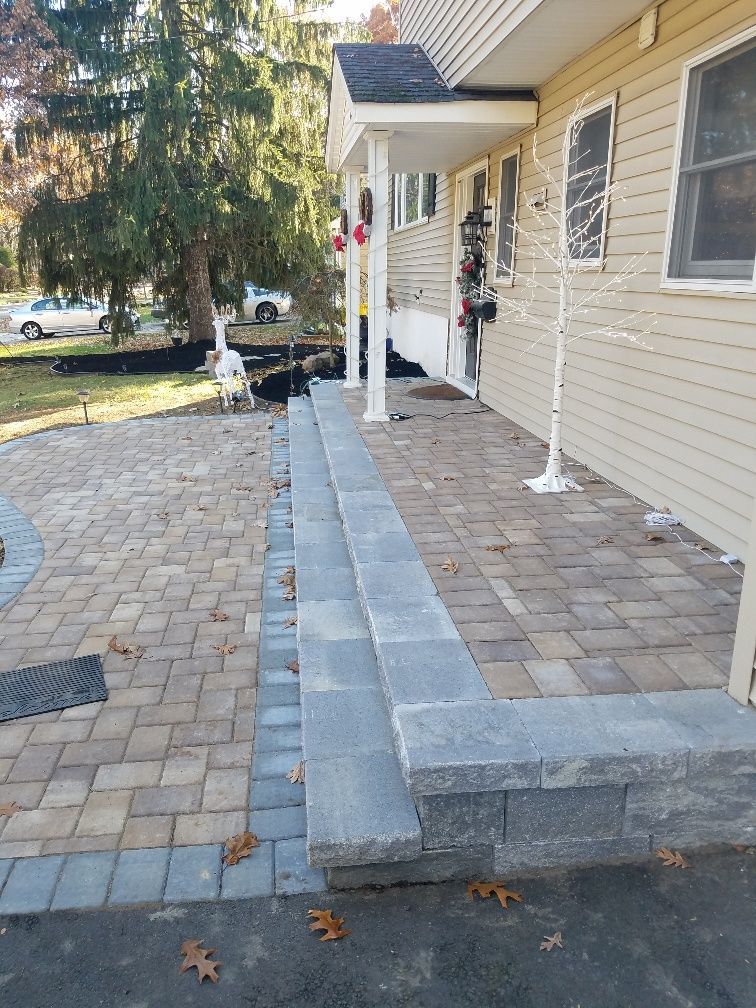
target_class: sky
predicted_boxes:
[317,0,377,21]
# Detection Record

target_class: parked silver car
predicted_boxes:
[1,297,139,339]
[243,284,292,323]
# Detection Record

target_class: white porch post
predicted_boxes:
[364,131,391,422]
[344,171,362,389]
[729,499,756,705]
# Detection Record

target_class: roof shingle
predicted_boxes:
[334,43,534,104]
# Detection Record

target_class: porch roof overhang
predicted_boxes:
[326,44,538,174]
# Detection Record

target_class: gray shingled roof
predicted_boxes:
[334,44,534,104]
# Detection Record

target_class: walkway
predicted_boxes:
[0,417,268,858]
[343,381,741,699]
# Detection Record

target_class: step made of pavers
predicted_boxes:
[306,382,756,870]
[288,395,422,869]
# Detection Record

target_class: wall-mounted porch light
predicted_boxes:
[460,210,483,247]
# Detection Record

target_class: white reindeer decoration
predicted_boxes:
[210,306,256,410]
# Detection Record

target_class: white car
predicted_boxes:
[243,284,292,323]
[1,297,139,340]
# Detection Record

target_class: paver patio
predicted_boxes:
[343,380,741,699]
[0,417,269,858]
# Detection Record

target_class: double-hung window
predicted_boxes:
[393,173,435,229]
[667,31,756,288]
[495,150,519,281]
[565,99,615,264]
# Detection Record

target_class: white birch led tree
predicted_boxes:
[485,95,655,493]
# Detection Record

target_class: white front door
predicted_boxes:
[447,163,488,394]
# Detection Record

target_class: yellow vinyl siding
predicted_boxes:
[445,0,756,555]
[388,171,455,318]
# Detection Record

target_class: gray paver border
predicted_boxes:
[0,494,44,608]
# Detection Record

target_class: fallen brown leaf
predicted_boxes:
[178,474,194,482]
[193,505,206,512]
[646,533,666,542]
[485,544,511,553]
[287,659,300,674]
[107,635,145,659]
[283,616,298,629]
[510,432,521,440]
[733,844,756,855]
[595,537,614,545]
[441,475,456,481]
[467,881,523,909]
[156,511,170,520]
[441,556,459,574]
[223,831,260,866]
[179,940,221,984]
[286,521,293,528]
[692,542,713,551]
[540,932,564,952]
[655,847,690,869]
[210,609,228,622]
[287,760,305,784]
[540,442,550,449]
[659,506,672,514]
[232,484,253,492]
[431,438,440,445]
[308,909,351,941]
[0,802,22,817]
[213,644,236,656]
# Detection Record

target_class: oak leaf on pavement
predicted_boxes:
[287,761,305,784]
[179,940,221,983]
[308,909,351,941]
[0,802,22,817]
[223,831,260,866]
[107,635,145,659]
[210,609,228,622]
[655,847,690,869]
[213,644,236,656]
[540,932,564,952]
[441,556,459,574]
[467,881,524,909]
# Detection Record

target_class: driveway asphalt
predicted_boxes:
[0,849,753,1008]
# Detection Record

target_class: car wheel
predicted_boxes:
[21,321,43,340]
[99,315,111,333]
[255,302,278,323]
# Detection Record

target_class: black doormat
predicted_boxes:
[0,654,107,722]
[406,383,468,401]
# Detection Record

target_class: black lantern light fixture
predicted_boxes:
[459,210,483,248]
[76,389,90,425]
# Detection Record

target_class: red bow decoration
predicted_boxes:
[461,298,472,314]
[332,234,346,253]
[457,314,466,328]
[353,221,367,246]
[461,260,475,274]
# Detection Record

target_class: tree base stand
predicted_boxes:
[343,378,362,390]
[523,473,583,494]
[363,411,390,423]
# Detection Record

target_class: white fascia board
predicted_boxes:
[325,60,353,174]
[351,99,538,129]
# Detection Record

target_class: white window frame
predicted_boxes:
[662,24,756,295]
[393,173,429,231]
[564,93,617,269]
[494,146,520,284]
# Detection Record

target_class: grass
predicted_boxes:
[0,363,213,444]
[0,318,308,445]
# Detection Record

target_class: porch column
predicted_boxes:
[729,499,756,705]
[343,171,362,389]
[364,130,392,422]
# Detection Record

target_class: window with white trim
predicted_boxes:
[668,34,756,284]
[565,100,615,263]
[495,151,519,280]
[393,173,434,228]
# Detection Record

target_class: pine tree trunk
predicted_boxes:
[182,231,213,343]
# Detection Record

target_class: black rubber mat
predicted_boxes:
[0,654,107,722]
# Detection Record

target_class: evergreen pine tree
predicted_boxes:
[18,0,343,340]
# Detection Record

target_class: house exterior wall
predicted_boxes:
[387,170,455,377]
[395,0,756,558]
